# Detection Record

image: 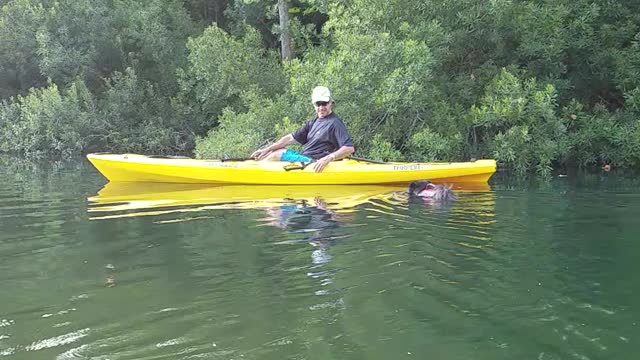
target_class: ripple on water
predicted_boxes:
[55,344,91,360]
[24,328,90,352]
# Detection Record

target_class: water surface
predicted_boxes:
[0,157,637,359]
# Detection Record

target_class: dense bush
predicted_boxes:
[194,91,296,159]
[0,81,95,157]
[95,68,191,154]
[565,103,640,169]
[466,70,569,176]
[407,127,464,163]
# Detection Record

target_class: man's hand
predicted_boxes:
[313,154,335,172]
[251,148,270,160]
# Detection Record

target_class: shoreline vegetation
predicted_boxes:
[1,0,640,176]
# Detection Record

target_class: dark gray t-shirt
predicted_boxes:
[292,113,354,159]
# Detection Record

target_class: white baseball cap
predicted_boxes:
[311,86,331,103]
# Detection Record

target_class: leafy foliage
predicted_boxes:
[1,0,640,174]
[96,68,190,154]
[35,0,111,87]
[112,0,194,93]
[468,70,568,175]
[195,91,295,159]
[367,134,402,162]
[565,102,640,169]
[0,0,46,96]
[407,127,464,162]
[0,81,95,157]
[176,24,285,134]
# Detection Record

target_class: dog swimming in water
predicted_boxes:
[409,180,457,201]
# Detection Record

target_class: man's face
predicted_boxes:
[314,101,332,118]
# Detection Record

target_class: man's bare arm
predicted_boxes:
[251,134,297,160]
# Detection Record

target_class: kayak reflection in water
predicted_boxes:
[264,197,354,266]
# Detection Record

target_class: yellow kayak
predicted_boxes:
[86,153,496,185]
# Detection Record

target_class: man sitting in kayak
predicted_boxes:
[251,86,355,172]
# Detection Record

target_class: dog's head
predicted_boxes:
[409,180,456,201]
[409,180,436,196]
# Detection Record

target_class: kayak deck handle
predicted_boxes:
[283,161,315,171]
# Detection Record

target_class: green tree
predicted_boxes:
[182,0,230,26]
[0,0,46,97]
[112,0,195,94]
[176,24,285,133]
[35,0,115,89]
[95,68,190,154]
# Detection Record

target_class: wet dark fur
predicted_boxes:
[409,180,457,201]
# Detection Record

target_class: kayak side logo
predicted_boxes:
[393,164,421,171]
[205,162,240,168]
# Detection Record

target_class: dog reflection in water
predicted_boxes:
[409,180,457,201]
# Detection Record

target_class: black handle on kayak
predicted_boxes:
[147,155,191,159]
[347,156,388,164]
[221,157,254,162]
[151,155,387,165]
[244,156,385,169]
[283,161,315,171]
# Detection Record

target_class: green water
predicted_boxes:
[1,157,638,359]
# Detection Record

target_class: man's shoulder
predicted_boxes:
[326,113,345,124]
[305,115,319,124]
